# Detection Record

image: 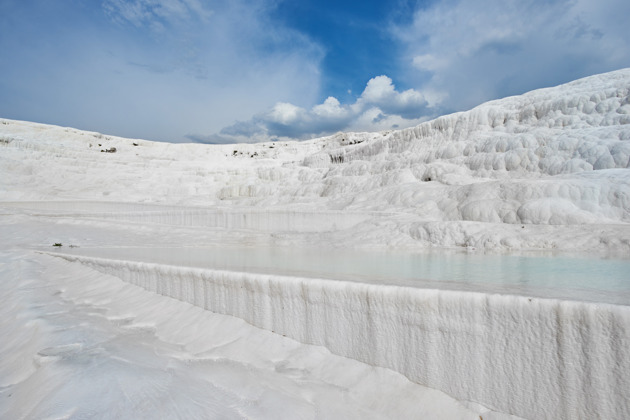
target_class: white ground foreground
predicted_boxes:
[1,69,630,419]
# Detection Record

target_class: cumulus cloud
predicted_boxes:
[196,0,630,144]
[194,76,432,143]
[393,0,630,112]
[356,76,428,119]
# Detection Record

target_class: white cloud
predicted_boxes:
[102,0,212,27]
[199,76,431,143]
[265,103,307,126]
[200,0,630,144]
[0,0,324,142]
[312,97,348,119]
[393,0,630,112]
[360,76,397,103]
[412,54,448,72]
[356,76,428,119]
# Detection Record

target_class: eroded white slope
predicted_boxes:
[2,250,516,420]
[1,69,630,420]
[1,68,629,252]
[48,252,630,420]
[1,200,626,419]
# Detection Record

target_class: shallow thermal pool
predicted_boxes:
[52,245,630,306]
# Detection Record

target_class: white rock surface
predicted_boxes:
[2,69,630,252]
[2,249,514,420]
[2,68,630,419]
[52,253,630,420]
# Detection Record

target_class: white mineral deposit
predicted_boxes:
[2,69,629,419]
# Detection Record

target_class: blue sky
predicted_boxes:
[1,0,629,143]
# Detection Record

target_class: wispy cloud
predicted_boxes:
[193,75,431,143]
[392,0,630,112]
[0,0,324,142]
[102,0,212,29]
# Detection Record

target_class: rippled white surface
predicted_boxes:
[3,250,509,420]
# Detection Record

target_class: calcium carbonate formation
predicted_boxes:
[2,68,630,419]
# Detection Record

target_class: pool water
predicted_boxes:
[52,245,630,305]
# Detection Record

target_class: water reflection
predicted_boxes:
[54,246,630,305]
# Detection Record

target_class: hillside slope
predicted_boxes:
[1,69,629,252]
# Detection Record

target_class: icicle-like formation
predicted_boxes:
[55,253,630,420]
